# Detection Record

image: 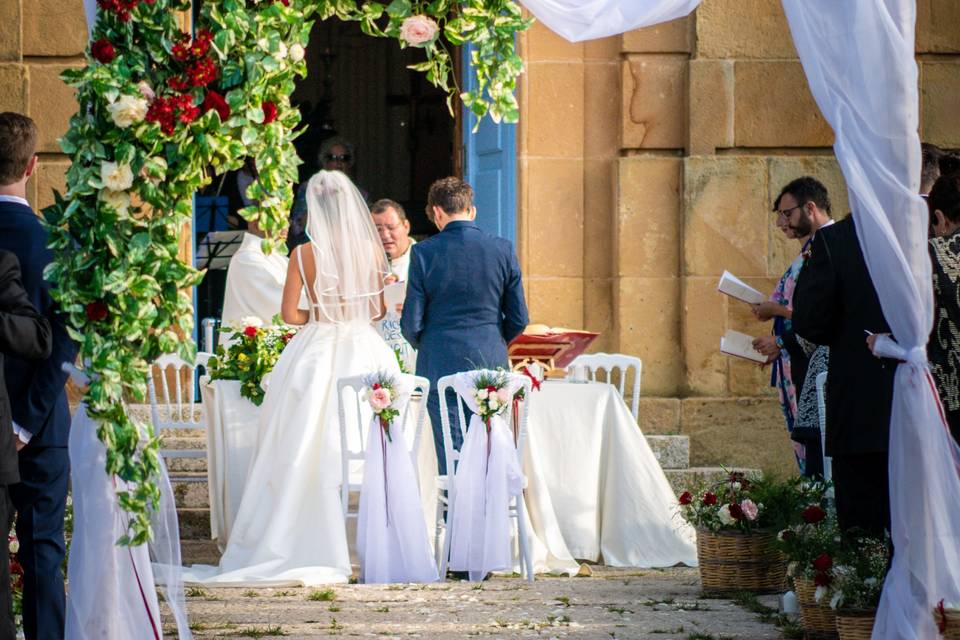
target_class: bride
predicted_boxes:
[185,170,401,586]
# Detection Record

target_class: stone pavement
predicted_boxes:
[169,567,793,639]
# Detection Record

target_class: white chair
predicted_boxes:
[336,374,431,523]
[148,352,213,479]
[569,353,642,420]
[436,372,534,582]
[815,371,833,492]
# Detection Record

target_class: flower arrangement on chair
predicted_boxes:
[935,600,960,639]
[363,371,404,443]
[207,315,298,406]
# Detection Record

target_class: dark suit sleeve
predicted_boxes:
[792,231,839,346]
[500,245,529,343]
[0,253,51,360]
[400,245,426,350]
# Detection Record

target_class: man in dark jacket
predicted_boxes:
[401,177,529,474]
[0,249,51,638]
[792,214,895,537]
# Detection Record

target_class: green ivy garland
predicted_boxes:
[45,0,530,545]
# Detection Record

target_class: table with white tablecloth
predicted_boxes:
[201,378,695,570]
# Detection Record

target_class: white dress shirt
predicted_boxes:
[220,233,289,329]
[378,238,417,372]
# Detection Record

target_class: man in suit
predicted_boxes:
[0,250,52,638]
[401,177,529,474]
[0,112,77,640]
[792,212,895,537]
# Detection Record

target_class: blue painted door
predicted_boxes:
[462,45,517,244]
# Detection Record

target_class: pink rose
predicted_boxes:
[740,498,759,521]
[496,388,511,403]
[137,80,155,102]
[399,15,439,47]
[369,387,392,412]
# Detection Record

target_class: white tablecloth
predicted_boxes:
[525,381,697,567]
[202,379,695,570]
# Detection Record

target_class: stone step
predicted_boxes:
[644,435,688,469]
[664,466,761,496]
[166,456,207,473]
[181,539,221,566]
[178,507,212,540]
[171,474,210,509]
[159,436,207,450]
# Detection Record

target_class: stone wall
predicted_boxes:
[9,1,960,477]
[516,0,960,476]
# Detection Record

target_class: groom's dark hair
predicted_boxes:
[0,112,37,186]
[427,177,474,217]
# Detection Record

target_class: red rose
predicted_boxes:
[202,90,231,122]
[486,385,498,393]
[812,553,833,573]
[813,571,832,587]
[728,503,744,520]
[779,529,794,541]
[678,491,693,505]
[85,301,108,322]
[243,326,257,337]
[261,100,278,124]
[702,492,718,506]
[372,383,381,390]
[282,332,294,343]
[802,505,826,524]
[91,38,116,64]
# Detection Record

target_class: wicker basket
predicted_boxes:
[795,576,839,639]
[835,608,876,640]
[695,528,787,595]
[933,605,960,639]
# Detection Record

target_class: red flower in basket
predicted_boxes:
[702,491,718,506]
[243,326,257,338]
[802,504,826,524]
[678,491,693,505]
[814,571,832,587]
[812,553,833,573]
[728,503,744,520]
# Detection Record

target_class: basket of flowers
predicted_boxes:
[207,315,298,406]
[934,600,960,639]
[777,496,841,639]
[816,535,889,640]
[679,472,806,595]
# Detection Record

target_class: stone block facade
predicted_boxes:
[8,0,960,478]
[516,0,960,477]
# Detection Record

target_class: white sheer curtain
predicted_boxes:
[518,0,960,637]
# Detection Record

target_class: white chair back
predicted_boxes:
[569,353,642,419]
[436,371,535,581]
[148,352,213,431]
[815,371,832,487]
[336,373,431,521]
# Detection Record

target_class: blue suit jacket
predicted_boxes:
[0,200,76,448]
[400,220,529,384]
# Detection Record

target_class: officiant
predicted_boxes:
[221,214,290,331]
[372,198,417,372]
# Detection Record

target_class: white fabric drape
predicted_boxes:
[518,0,960,636]
[357,385,439,584]
[448,372,526,582]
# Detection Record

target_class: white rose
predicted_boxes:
[136,81,155,102]
[8,539,19,554]
[100,161,134,191]
[399,15,439,47]
[238,316,264,329]
[99,188,130,215]
[289,43,305,62]
[814,585,828,603]
[717,504,736,526]
[107,94,148,129]
[477,389,488,400]
[273,41,288,61]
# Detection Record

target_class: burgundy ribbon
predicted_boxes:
[937,599,948,633]
[379,416,390,526]
[485,417,492,475]
[521,366,542,391]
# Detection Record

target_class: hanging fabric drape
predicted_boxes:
[517,0,960,637]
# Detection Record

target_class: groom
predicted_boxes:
[401,177,529,474]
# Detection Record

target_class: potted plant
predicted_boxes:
[678,472,819,595]
[814,535,889,639]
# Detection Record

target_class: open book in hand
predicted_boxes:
[720,329,768,364]
[383,280,407,306]
[717,271,765,305]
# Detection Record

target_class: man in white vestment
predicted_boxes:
[221,217,289,330]
[371,199,417,372]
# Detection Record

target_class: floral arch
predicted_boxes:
[46,0,530,544]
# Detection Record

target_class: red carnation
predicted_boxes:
[261,100,278,124]
[728,503,744,520]
[202,90,231,122]
[802,505,826,525]
[187,57,218,88]
[167,76,190,93]
[91,38,116,64]
[678,491,693,505]
[243,326,257,338]
[190,29,213,57]
[85,301,109,322]
[812,553,833,573]
[281,332,294,343]
[702,492,718,506]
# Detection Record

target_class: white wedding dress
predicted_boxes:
[184,171,400,586]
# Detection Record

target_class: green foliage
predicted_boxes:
[208,320,298,406]
[818,535,890,610]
